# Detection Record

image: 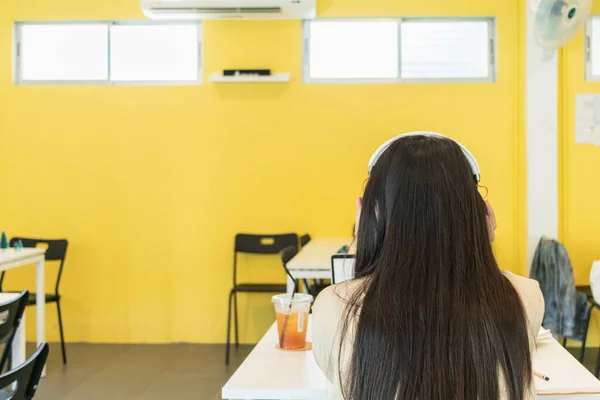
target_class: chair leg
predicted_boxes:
[225,291,234,366]
[5,348,10,374]
[578,303,594,365]
[56,299,67,365]
[0,341,11,373]
[562,337,568,347]
[233,292,239,348]
[580,342,586,364]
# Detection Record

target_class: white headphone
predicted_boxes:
[368,131,481,183]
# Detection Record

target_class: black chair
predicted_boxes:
[0,343,49,400]
[225,233,298,366]
[559,285,595,365]
[0,291,29,374]
[0,238,68,365]
[571,285,600,377]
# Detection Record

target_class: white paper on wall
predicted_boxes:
[575,94,600,146]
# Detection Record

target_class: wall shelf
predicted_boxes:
[208,73,290,83]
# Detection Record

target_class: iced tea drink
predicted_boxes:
[272,293,313,350]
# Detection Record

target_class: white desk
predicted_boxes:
[535,337,600,398]
[222,318,329,400]
[222,317,600,400]
[0,248,46,370]
[286,238,351,294]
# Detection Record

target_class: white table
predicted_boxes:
[222,317,600,400]
[0,248,46,370]
[535,337,600,398]
[222,317,329,400]
[286,238,351,294]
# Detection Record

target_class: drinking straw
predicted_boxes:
[280,263,298,348]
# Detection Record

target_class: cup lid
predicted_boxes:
[271,293,314,305]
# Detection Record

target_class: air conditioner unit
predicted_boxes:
[142,0,316,20]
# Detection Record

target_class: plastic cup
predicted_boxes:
[272,293,313,350]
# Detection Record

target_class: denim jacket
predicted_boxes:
[529,238,588,340]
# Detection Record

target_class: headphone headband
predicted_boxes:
[368,131,481,183]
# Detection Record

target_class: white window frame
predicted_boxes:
[14,21,203,86]
[303,17,496,84]
[585,16,600,81]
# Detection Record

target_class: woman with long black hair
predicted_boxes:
[312,133,544,400]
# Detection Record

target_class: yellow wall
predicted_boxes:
[560,7,600,286]
[560,6,600,346]
[0,0,526,343]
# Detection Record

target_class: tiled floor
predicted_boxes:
[33,343,253,400]
[30,342,600,400]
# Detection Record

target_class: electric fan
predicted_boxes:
[532,0,593,49]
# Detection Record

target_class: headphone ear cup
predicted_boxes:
[454,143,481,183]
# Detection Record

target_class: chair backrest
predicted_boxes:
[233,234,298,286]
[8,238,68,295]
[331,255,355,285]
[0,343,49,400]
[235,234,298,255]
[10,238,68,262]
[0,291,29,344]
[0,291,30,373]
[300,234,311,248]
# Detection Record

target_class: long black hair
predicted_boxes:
[339,135,531,400]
